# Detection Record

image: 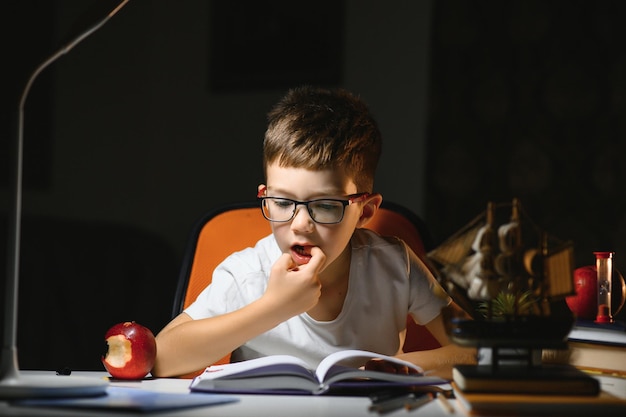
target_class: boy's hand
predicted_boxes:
[265,246,326,318]
[364,358,421,375]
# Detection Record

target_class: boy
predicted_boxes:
[152,86,475,378]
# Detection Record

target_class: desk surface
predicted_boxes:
[0,371,453,417]
[1,371,624,417]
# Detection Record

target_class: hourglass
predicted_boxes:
[595,251,614,323]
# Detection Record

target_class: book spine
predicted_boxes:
[543,342,626,375]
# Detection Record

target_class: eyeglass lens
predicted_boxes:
[261,198,346,224]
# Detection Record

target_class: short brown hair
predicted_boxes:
[263,86,382,192]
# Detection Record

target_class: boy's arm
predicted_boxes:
[152,296,288,377]
[396,304,477,380]
[152,249,326,378]
[395,343,477,380]
[364,303,477,379]
[397,312,477,380]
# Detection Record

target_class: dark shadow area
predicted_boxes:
[425,0,626,277]
[1,214,180,370]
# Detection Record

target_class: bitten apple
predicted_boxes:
[102,321,157,380]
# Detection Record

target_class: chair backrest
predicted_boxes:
[172,200,441,367]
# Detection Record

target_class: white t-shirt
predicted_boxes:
[185,228,450,369]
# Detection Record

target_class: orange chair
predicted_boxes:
[172,200,441,371]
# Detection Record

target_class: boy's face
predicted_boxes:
[261,163,367,276]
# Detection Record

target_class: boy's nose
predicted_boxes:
[291,205,314,231]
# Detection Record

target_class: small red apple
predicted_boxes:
[102,321,157,380]
[566,266,626,320]
[566,266,598,320]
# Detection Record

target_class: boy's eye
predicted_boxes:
[272,199,294,209]
[312,201,341,212]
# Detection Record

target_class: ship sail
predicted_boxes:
[428,199,575,317]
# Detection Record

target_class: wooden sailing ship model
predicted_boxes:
[428,198,576,353]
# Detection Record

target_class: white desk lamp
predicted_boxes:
[0,0,130,398]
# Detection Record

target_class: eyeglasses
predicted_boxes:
[257,186,370,224]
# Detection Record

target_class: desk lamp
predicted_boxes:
[0,0,130,398]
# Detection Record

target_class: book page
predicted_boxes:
[315,349,424,382]
[197,355,311,380]
[569,322,626,346]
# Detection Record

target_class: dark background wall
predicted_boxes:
[1,0,625,371]
[1,0,431,371]
[425,0,626,272]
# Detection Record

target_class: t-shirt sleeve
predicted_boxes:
[184,235,277,320]
[406,244,451,325]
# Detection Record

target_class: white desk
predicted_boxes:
[1,371,624,416]
[0,371,455,417]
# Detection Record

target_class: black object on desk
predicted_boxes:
[453,363,600,395]
[368,391,433,414]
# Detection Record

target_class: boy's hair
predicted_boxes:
[263,86,382,192]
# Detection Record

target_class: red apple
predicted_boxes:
[566,266,626,320]
[102,321,157,380]
[566,266,598,320]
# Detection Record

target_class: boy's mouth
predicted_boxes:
[293,245,310,256]
[291,244,313,264]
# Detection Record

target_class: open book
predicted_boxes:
[189,349,449,395]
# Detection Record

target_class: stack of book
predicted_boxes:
[452,383,626,416]
[451,361,626,415]
[452,321,626,415]
[452,363,600,395]
[563,319,626,376]
[542,319,626,376]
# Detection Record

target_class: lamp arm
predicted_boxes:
[2,0,130,381]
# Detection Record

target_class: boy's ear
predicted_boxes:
[356,193,383,228]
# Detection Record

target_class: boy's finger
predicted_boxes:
[306,246,326,271]
[276,252,299,271]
